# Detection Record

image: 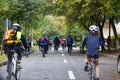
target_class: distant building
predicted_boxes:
[103,20,120,38]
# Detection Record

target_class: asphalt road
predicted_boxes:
[0,47,120,80]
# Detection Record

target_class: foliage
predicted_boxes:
[0,0,120,47]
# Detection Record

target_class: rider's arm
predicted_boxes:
[21,34,27,49]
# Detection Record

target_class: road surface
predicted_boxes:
[0,47,120,80]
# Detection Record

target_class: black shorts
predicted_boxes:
[86,54,99,59]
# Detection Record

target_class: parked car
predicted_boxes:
[117,54,120,74]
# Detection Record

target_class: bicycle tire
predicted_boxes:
[69,49,71,55]
[68,46,72,55]
[117,57,120,73]
[88,63,96,80]
[9,63,16,80]
[42,48,45,57]
[16,69,21,80]
[42,52,45,57]
[91,67,96,80]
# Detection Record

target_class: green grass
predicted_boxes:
[0,46,38,63]
[0,55,7,62]
[31,46,38,51]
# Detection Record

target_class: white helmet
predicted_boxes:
[89,25,99,32]
[12,23,20,30]
[13,23,20,27]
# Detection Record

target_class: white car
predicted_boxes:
[117,54,120,74]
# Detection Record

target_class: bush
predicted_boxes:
[110,35,120,48]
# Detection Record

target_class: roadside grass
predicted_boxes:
[31,46,38,52]
[0,54,7,63]
[0,46,38,66]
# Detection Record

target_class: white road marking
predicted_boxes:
[64,59,68,63]
[68,71,76,80]
[61,54,64,56]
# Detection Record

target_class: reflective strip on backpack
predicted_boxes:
[16,31,22,42]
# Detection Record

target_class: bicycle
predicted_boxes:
[40,46,46,57]
[7,50,21,80]
[54,45,59,51]
[87,54,97,80]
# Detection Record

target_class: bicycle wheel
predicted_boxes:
[42,48,45,57]
[91,67,96,80]
[16,69,21,80]
[42,52,45,57]
[68,46,71,55]
[9,63,16,80]
[117,57,120,73]
[88,68,93,80]
[88,64,94,80]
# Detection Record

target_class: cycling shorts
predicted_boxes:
[86,49,99,58]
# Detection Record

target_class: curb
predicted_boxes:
[106,54,117,58]
[103,53,118,58]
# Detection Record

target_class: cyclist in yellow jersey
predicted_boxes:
[5,23,27,73]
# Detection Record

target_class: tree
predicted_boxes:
[52,0,120,50]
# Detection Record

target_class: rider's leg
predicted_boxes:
[84,55,89,71]
[6,49,12,73]
[68,44,70,52]
[16,49,22,69]
[16,50,21,63]
[44,45,47,53]
[94,58,99,79]
[85,55,89,63]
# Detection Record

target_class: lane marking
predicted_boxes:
[61,54,64,56]
[68,71,76,80]
[64,59,68,63]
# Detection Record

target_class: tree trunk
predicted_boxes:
[109,18,119,50]
[98,16,106,51]
[108,19,111,52]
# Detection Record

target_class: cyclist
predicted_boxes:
[25,39,31,56]
[38,35,48,54]
[66,35,73,52]
[4,23,27,73]
[60,37,66,49]
[48,39,52,50]
[53,36,60,51]
[81,25,101,80]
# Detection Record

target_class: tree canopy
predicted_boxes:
[0,0,120,48]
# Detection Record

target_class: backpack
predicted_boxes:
[4,29,18,45]
[67,37,72,44]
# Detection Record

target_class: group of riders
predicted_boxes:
[3,22,100,80]
[38,34,74,54]
[3,22,74,73]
